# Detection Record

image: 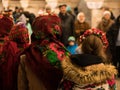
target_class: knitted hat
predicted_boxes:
[68,36,75,42]
[9,22,29,46]
[45,5,51,10]
[66,6,71,11]
[32,15,61,39]
[0,16,13,37]
[103,11,111,16]
[58,4,67,8]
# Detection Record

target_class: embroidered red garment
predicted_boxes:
[0,16,19,90]
[0,41,19,90]
[9,22,29,49]
[20,15,69,90]
[0,16,13,37]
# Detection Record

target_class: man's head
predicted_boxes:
[59,4,67,14]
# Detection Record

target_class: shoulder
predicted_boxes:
[61,58,117,85]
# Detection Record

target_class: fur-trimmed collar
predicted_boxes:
[70,54,103,67]
[61,57,117,85]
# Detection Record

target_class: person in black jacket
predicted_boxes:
[58,4,74,47]
[107,15,120,77]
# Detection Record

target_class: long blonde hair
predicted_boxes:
[81,35,107,63]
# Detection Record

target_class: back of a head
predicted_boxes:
[32,15,61,40]
[81,35,103,55]
[79,28,108,62]
[9,22,29,47]
[0,16,13,37]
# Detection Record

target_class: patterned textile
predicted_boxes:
[37,40,69,68]
[0,16,13,37]
[0,15,19,90]
[9,22,29,48]
[58,55,117,90]
[18,15,70,90]
[80,28,109,48]
[32,15,62,40]
[31,15,68,66]
[0,41,19,90]
[58,80,110,90]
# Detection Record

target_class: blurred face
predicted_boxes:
[0,14,3,19]
[9,11,13,15]
[46,9,51,14]
[104,14,110,20]
[78,14,85,23]
[15,9,19,12]
[59,6,66,14]
[69,41,75,46]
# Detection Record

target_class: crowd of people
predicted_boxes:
[0,3,119,90]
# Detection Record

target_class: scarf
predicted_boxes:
[22,38,69,90]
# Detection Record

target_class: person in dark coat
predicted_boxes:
[107,15,120,77]
[58,4,74,47]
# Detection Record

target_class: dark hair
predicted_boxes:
[15,6,19,9]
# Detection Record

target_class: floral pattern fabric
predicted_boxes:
[37,39,69,68]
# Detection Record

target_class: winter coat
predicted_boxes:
[67,44,78,54]
[58,54,117,90]
[106,15,120,61]
[74,20,90,38]
[97,18,114,32]
[58,12,74,46]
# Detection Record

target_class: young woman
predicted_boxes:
[58,28,117,90]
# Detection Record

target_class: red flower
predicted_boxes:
[54,25,60,31]
[49,42,65,61]
[79,28,108,48]
[40,40,49,46]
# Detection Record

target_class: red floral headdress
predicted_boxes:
[80,28,109,48]
[32,15,62,40]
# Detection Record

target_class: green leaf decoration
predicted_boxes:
[46,50,59,66]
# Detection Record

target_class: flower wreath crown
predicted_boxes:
[79,28,109,48]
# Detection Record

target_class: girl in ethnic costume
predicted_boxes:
[58,28,117,90]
